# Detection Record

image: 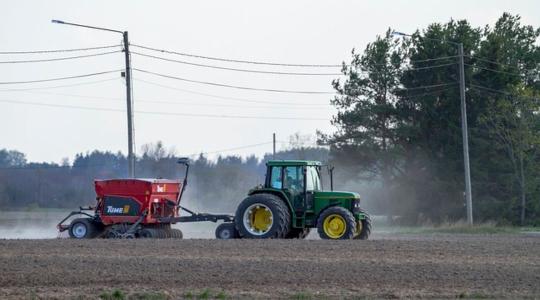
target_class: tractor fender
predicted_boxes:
[316,203,346,222]
[248,189,296,219]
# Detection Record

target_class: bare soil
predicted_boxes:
[0,233,539,299]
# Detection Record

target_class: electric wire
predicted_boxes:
[392,82,457,92]
[464,55,537,70]
[131,51,342,76]
[469,84,540,101]
[0,44,121,55]
[465,63,527,77]
[0,50,122,64]
[0,77,119,92]
[186,141,274,157]
[7,89,332,110]
[131,44,342,68]
[133,68,334,94]
[0,99,329,121]
[0,70,123,85]
[134,78,331,106]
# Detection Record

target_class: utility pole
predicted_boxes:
[392,31,474,225]
[272,133,276,160]
[123,31,135,178]
[458,43,473,225]
[52,20,135,178]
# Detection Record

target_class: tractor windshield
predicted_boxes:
[305,166,321,191]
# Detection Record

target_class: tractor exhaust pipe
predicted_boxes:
[176,157,190,205]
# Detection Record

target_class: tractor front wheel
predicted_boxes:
[235,193,291,239]
[354,209,372,240]
[317,207,356,240]
[68,218,100,239]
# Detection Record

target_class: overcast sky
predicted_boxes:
[1,0,539,164]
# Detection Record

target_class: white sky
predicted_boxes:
[1,0,539,164]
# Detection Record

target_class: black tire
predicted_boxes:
[170,228,183,239]
[317,206,356,240]
[354,209,372,240]
[285,228,310,239]
[235,193,291,239]
[215,223,239,239]
[68,218,99,239]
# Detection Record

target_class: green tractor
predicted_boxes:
[228,160,371,240]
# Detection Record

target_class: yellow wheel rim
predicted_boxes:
[243,204,273,235]
[323,214,347,239]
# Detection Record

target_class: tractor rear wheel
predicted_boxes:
[285,228,310,239]
[215,223,239,239]
[68,218,99,239]
[235,193,291,239]
[317,207,356,240]
[354,209,372,240]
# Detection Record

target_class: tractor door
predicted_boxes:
[282,166,306,214]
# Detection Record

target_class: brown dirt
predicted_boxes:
[0,233,539,299]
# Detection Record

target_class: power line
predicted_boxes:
[0,99,329,121]
[0,70,123,85]
[7,89,331,110]
[0,50,122,64]
[0,77,119,92]
[187,141,274,157]
[131,51,342,76]
[465,63,525,77]
[135,78,331,106]
[469,84,540,101]
[0,44,121,55]
[131,43,343,68]
[393,82,457,92]
[133,68,335,95]
[408,55,459,64]
[464,55,531,70]
[402,62,457,71]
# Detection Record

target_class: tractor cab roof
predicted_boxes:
[266,160,322,167]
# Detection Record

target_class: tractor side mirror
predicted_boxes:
[177,157,189,165]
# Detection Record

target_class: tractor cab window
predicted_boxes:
[283,166,304,192]
[306,166,321,191]
[270,167,283,189]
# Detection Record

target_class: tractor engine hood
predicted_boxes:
[314,191,360,201]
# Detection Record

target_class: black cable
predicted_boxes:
[402,62,457,71]
[465,63,526,77]
[133,68,334,95]
[0,44,121,55]
[393,82,457,92]
[135,78,330,106]
[0,99,329,120]
[131,44,343,68]
[8,90,331,110]
[469,84,539,101]
[0,77,119,92]
[131,51,342,76]
[464,55,532,70]
[0,50,122,64]
[0,70,123,85]
[186,141,274,157]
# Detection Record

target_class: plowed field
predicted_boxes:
[0,234,539,299]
